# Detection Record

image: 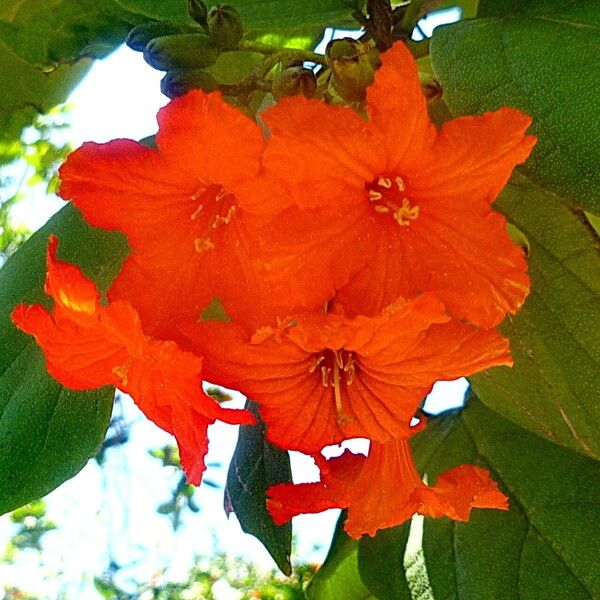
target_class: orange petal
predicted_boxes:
[366,42,436,172]
[263,96,384,210]
[12,237,253,484]
[59,92,271,337]
[410,108,536,204]
[337,204,530,327]
[413,464,509,521]
[186,296,510,453]
[266,437,508,538]
[267,451,365,524]
[156,90,263,190]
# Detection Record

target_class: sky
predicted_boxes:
[1,10,464,598]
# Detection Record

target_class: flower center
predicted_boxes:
[366,176,419,226]
[190,183,237,254]
[309,349,355,425]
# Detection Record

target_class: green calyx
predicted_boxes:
[207,4,244,51]
[325,38,378,102]
[272,67,317,100]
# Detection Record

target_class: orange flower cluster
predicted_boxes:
[12,43,535,538]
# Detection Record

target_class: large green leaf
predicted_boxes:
[0,203,128,515]
[469,175,600,459]
[0,41,90,164]
[358,523,412,600]
[430,0,600,214]
[224,400,293,575]
[0,0,143,68]
[411,398,600,599]
[117,0,360,34]
[306,513,375,600]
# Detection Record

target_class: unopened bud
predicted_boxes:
[326,38,377,102]
[160,69,219,99]
[208,5,244,50]
[143,33,219,71]
[126,21,199,52]
[187,0,208,27]
[272,67,317,100]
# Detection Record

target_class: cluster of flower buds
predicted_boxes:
[126,1,244,98]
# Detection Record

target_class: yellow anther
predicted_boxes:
[190,204,204,220]
[374,205,390,213]
[212,205,236,228]
[395,176,405,191]
[393,198,420,226]
[377,177,392,188]
[321,365,331,387]
[112,362,131,386]
[215,188,229,202]
[309,354,326,373]
[191,186,206,201]
[368,190,382,201]
[194,237,214,253]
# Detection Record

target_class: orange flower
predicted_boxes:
[259,42,536,328]
[267,435,508,538]
[11,236,254,485]
[58,90,290,337]
[185,293,511,454]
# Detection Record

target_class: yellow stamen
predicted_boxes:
[194,237,214,253]
[368,190,382,201]
[378,177,392,188]
[212,205,236,228]
[309,354,325,373]
[331,351,344,422]
[190,204,204,220]
[394,198,420,226]
[395,176,405,191]
[374,205,390,213]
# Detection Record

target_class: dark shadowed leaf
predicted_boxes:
[306,513,375,600]
[224,400,292,574]
[0,204,129,514]
[358,523,412,600]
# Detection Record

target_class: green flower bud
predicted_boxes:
[187,0,208,28]
[272,66,317,100]
[143,33,219,72]
[160,69,219,99]
[208,5,244,51]
[326,38,377,102]
[126,21,200,52]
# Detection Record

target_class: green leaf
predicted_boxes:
[224,399,292,575]
[0,204,129,515]
[306,513,375,600]
[205,50,264,85]
[430,1,600,213]
[117,0,360,49]
[357,524,412,600]
[113,0,191,23]
[411,397,600,599]
[0,42,90,164]
[470,174,600,459]
[0,0,142,68]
